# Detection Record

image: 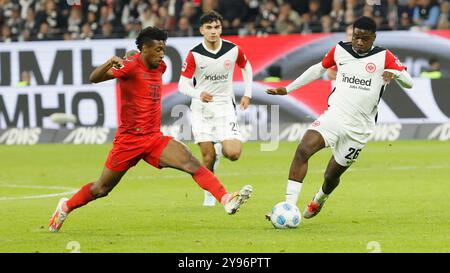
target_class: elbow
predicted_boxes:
[89,74,99,84]
[89,74,96,83]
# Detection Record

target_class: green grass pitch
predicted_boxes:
[0,141,449,253]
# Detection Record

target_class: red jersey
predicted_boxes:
[112,53,166,135]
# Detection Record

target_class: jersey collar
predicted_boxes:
[351,46,375,56]
[202,39,223,55]
[136,53,158,71]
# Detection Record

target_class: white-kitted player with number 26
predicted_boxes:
[266,16,413,220]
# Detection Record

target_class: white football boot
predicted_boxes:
[223,185,253,215]
[48,197,69,232]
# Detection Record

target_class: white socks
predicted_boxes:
[285,180,303,205]
[203,190,216,206]
[203,143,222,206]
[285,180,330,206]
[313,186,329,204]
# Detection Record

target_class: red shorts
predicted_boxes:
[105,132,172,172]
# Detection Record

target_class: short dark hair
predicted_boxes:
[268,65,282,77]
[353,16,377,33]
[135,26,168,51]
[200,10,223,26]
[429,58,439,65]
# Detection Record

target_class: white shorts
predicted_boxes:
[308,111,372,167]
[191,102,242,144]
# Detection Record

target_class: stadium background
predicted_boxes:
[1,1,450,144]
[1,0,450,254]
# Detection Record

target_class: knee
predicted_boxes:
[294,146,312,162]
[223,148,241,161]
[182,152,201,174]
[226,151,241,161]
[90,184,111,199]
[202,152,216,167]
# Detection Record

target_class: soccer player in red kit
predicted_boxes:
[48,27,252,232]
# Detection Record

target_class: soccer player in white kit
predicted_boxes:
[266,16,414,219]
[178,11,253,206]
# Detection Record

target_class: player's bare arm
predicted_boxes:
[327,69,337,80]
[240,96,251,109]
[266,87,287,96]
[89,56,124,83]
[382,71,395,84]
[124,50,138,59]
[266,62,327,96]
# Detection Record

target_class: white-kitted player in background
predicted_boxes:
[178,10,253,206]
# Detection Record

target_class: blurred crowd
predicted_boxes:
[0,0,449,42]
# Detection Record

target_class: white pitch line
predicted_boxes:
[425,165,448,169]
[0,184,76,190]
[2,163,448,199]
[0,184,77,201]
[128,164,449,181]
[387,166,418,170]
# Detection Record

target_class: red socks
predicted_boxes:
[192,166,227,202]
[65,167,227,212]
[66,182,95,212]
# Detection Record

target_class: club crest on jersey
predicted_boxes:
[224,60,232,70]
[366,63,376,73]
[181,61,187,72]
[312,120,320,127]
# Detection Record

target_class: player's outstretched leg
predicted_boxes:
[159,139,252,215]
[204,142,222,206]
[304,156,348,219]
[48,197,70,232]
[48,167,126,232]
[221,184,252,214]
[266,130,325,220]
[199,142,222,207]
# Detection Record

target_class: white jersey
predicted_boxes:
[322,41,407,131]
[181,39,248,106]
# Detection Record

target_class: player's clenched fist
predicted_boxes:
[266,87,288,95]
[200,91,213,103]
[382,71,395,85]
[109,56,124,69]
[240,96,251,110]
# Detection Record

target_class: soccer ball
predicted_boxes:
[270,202,301,229]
